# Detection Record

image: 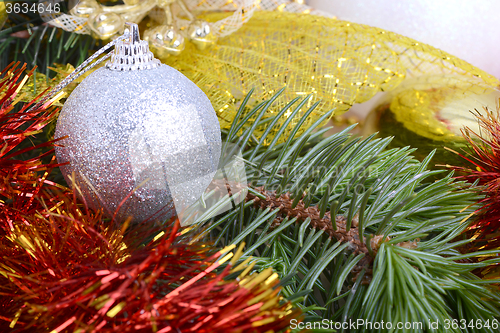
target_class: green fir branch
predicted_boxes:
[1,1,99,76]
[192,90,500,332]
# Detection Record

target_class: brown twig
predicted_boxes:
[247,187,387,255]
[222,182,419,283]
[245,187,391,283]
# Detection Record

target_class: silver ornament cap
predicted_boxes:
[106,23,161,71]
[55,23,221,224]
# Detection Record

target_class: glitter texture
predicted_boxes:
[164,11,498,142]
[55,65,221,223]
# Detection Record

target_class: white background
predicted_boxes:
[309,0,500,79]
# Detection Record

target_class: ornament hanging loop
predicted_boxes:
[127,22,141,43]
[28,23,158,112]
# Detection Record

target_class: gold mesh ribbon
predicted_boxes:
[42,6,499,142]
[384,75,500,142]
[41,0,326,36]
[182,0,330,37]
[163,11,499,139]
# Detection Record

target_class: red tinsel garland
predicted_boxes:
[0,64,302,332]
[0,62,63,229]
[450,109,500,245]
[448,108,500,278]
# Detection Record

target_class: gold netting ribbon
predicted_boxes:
[162,10,498,140]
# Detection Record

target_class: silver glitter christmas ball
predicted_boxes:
[55,25,221,223]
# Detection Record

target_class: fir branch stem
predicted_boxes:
[246,187,387,257]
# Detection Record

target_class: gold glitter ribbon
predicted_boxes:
[385,76,499,142]
[40,8,500,142]
[163,11,499,140]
